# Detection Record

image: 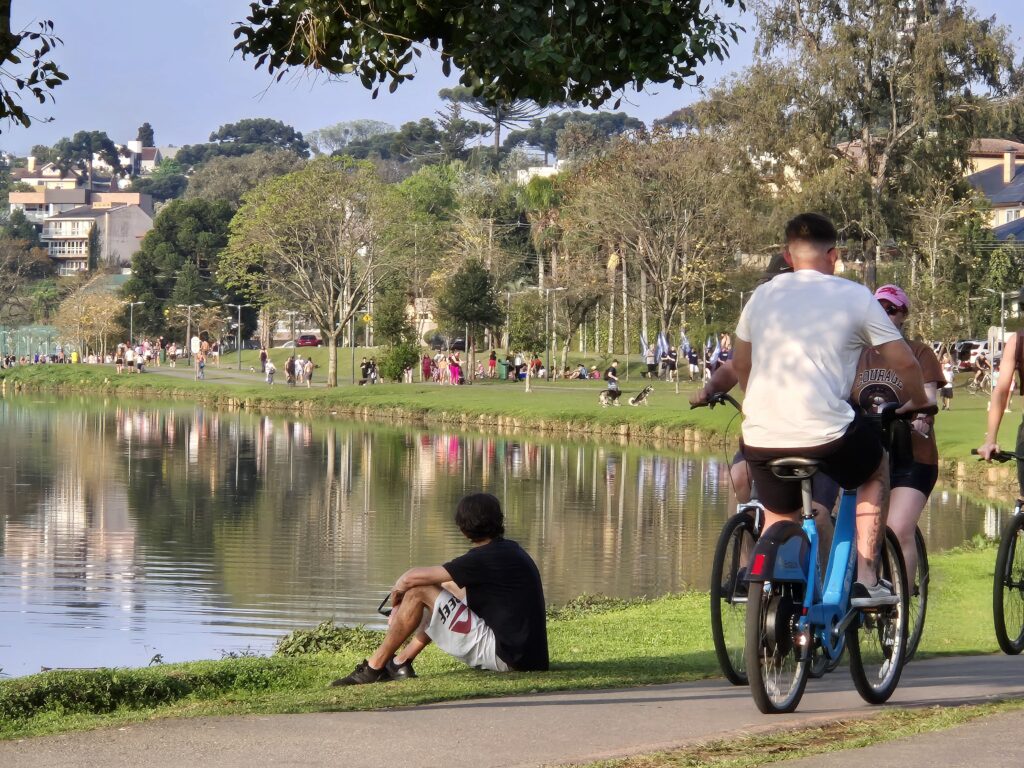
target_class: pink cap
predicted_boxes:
[874,284,909,311]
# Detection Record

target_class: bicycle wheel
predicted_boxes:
[710,512,756,685]
[847,529,908,704]
[905,527,929,662]
[993,513,1024,655]
[745,580,809,713]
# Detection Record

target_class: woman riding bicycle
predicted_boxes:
[852,285,942,595]
[977,290,1024,478]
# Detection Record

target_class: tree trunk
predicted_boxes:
[864,237,878,291]
[607,279,615,355]
[327,333,338,387]
[640,272,648,350]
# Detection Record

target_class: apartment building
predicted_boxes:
[42,204,153,277]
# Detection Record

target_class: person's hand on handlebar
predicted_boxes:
[894,397,933,416]
[688,386,712,407]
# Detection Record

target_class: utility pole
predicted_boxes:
[228,303,251,370]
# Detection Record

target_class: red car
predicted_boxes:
[296,334,322,347]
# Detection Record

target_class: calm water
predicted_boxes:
[0,395,1003,676]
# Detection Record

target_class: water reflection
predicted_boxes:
[0,396,1002,676]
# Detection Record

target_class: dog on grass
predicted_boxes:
[598,388,622,407]
[628,385,654,407]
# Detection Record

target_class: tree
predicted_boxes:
[373,285,414,346]
[53,130,124,187]
[234,0,745,108]
[562,132,752,337]
[3,208,38,245]
[184,149,305,208]
[505,111,645,164]
[122,198,234,335]
[176,118,309,167]
[440,86,545,166]
[739,0,1016,287]
[307,119,393,155]
[137,122,155,146]
[435,258,503,374]
[0,236,51,323]
[221,157,396,386]
[52,279,123,357]
[130,158,187,202]
[29,143,58,164]
[0,11,67,130]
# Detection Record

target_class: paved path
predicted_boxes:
[2,655,1023,768]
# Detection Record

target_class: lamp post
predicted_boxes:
[127,300,144,346]
[285,310,299,348]
[982,288,1012,354]
[176,303,202,361]
[227,303,251,370]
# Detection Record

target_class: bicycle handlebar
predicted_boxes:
[689,391,742,411]
[970,448,1022,463]
[869,401,940,422]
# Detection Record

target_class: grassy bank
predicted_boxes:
[0,363,1016,464]
[0,545,1005,741]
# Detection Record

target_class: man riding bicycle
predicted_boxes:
[973,351,992,389]
[732,213,930,607]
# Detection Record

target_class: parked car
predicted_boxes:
[427,335,466,351]
[296,334,322,347]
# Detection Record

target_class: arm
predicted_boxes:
[689,359,740,406]
[392,565,453,603]
[874,339,929,411]
[732,338,752,391]
[979,333,1018,459]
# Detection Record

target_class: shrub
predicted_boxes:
[377,342,420,382]
[275,621,384,657]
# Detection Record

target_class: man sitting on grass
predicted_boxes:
[332,493,549,685]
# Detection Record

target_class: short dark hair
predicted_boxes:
[784,213,838,248]
[455,493,505,542]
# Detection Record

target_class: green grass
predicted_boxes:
[0,547,1007,741]
[4,363,1016,463]
[575,698,1024,767]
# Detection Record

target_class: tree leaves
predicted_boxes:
[234,0,746,108]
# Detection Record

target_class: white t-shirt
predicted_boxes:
[735,270,902,448]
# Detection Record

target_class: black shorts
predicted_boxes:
[647,363,658,374]
[890,461,938,496]
[731,451,840,511]
[742,411,883,514]
[941,385,953,398]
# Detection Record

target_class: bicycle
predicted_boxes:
[699,392,840,685]
[970,448,1024,654]
[968,371,992,395]
[743,403,931,714]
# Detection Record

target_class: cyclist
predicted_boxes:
[733,213,930,607]
[977,290,1024,472]
[974,350,992,389]
[851,284,942,595]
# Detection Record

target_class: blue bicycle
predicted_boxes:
[742,404,932,713]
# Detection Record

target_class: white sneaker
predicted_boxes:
[850,579,898,608]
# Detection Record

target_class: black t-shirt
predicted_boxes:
[604,366,617,382]
[360,361,371,378]
[444,538,549,671]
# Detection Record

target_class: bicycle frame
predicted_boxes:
[746,485,859,661]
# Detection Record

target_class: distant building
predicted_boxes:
[966,142,1024,228]
[41,203,153,277]
[516,164,560,185]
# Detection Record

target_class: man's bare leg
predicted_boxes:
[855,455,889,585]
[367,585,441,670]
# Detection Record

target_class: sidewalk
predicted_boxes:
[1,655,1022,768]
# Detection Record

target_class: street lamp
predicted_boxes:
[227,303,251,370]
[982,288,1014,354]
[176,303,202,361]
[127,300,144,346]
[285,310,299,348]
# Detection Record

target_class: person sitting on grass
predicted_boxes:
[332,493,549,686]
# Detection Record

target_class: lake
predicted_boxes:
[0,395,1002,677]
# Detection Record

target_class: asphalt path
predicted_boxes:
[2,655,1023,768]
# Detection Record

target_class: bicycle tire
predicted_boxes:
[847,529,909,704]
[905,527,929,662]
[993,513,1024,655]
[710,512,756,685]
[745,580,809,714]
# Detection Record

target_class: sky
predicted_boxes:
[6,0,1021,155]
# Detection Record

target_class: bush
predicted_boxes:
[0,659,287,721]
[377,342,420,382]
[275,621,384,656]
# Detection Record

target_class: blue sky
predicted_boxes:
[6,0,1021,155]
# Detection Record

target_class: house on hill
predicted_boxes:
[966,141,1024,228]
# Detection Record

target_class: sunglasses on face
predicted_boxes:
[881,303,903,316]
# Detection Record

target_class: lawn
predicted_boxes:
[0,545,1006,741]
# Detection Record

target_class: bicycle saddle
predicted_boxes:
[767,457,820,480]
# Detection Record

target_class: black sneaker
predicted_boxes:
[850,579,899,608]
[386,657,417,680]
[330,660,388,687]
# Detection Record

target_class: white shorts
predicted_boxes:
[425,590,509,672]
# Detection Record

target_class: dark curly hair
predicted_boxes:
[455,493,505,542]
[784,212,837,248]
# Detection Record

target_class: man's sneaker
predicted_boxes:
[386,657,417,680]
[850,579,899,608]
[330,660,388,687]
